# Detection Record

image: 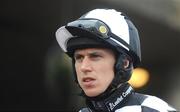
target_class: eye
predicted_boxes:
[74,54,84,62]
[91,54,100,58]
[90,53,102,60]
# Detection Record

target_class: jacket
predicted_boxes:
[79,83,177,112]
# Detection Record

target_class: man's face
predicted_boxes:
[74,48,116,97]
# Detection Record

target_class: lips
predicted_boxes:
[83,77,95,82]
[82,77,96,87]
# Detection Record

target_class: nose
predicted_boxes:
[80,57,92,73]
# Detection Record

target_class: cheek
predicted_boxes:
[74,64,81,83]
[97,62,115,82]
[105,60,115,77]
[101,59,115,73]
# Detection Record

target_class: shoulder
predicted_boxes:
[79,108,92,112]
[115,93,177,112]
[141,94,176,111]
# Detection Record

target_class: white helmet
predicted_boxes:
[56,9,141,67]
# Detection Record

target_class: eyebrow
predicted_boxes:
[74,50,103,57]
[88,51,102,56]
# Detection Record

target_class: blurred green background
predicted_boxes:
[1,0,180,111]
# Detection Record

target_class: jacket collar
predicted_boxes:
[85,83,134,112]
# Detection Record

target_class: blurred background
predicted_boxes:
[1,0,180,111]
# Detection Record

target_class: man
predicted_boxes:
[55,9,177,112]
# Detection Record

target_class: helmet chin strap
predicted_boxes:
[112,53,133,88]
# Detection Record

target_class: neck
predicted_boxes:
[85,83,133,112]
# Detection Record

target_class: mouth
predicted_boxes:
[83,77,95,82]
[82,77,96,87]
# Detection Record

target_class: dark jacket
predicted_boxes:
[79,83,177,112]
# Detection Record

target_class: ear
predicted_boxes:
[123,58,130,69]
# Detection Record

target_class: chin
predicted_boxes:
[83,87,107,97]
[84,90,100,97]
